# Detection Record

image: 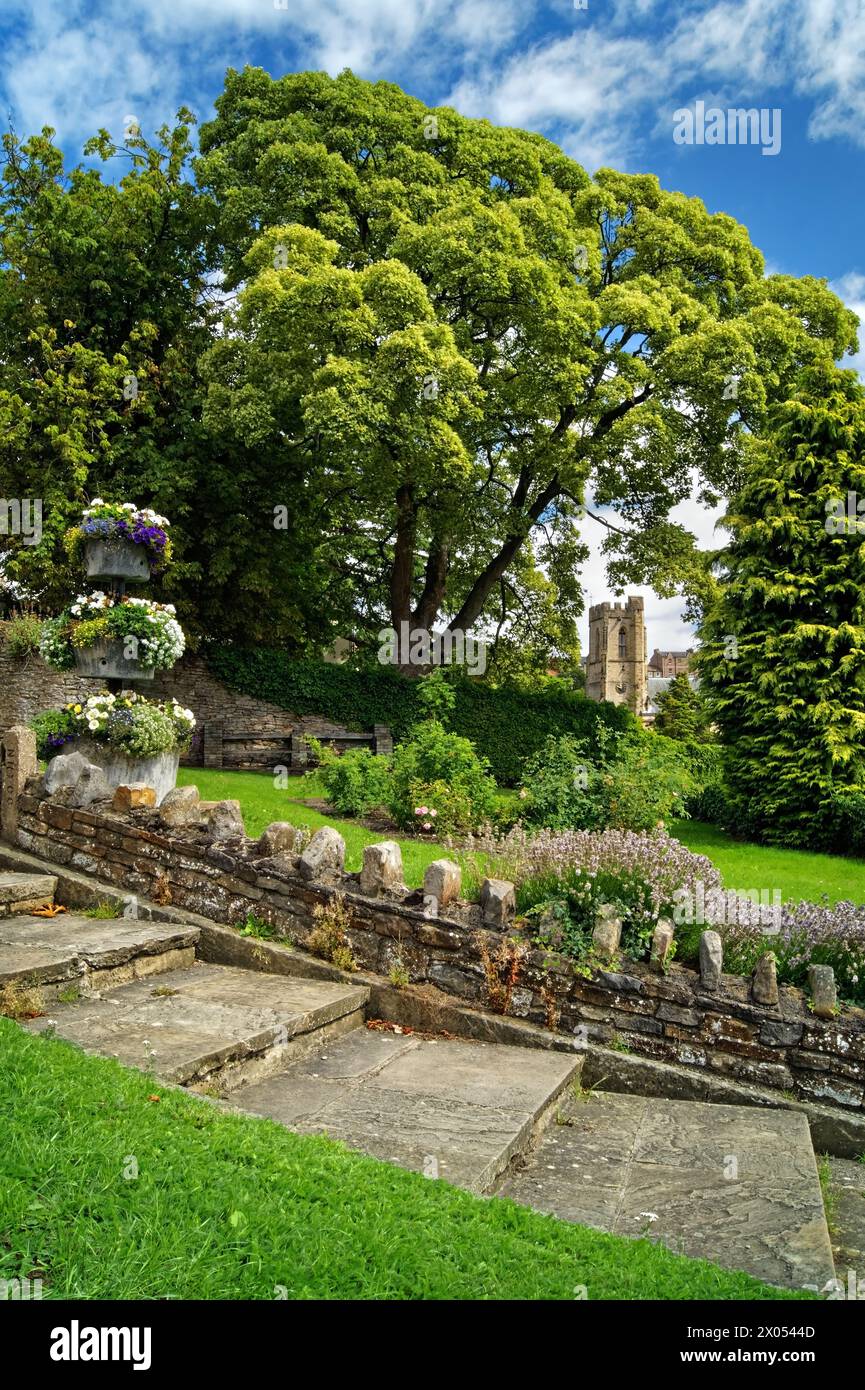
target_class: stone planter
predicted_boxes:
[73,639,154,681]
[72,739,179,805]
[85,537,149,582]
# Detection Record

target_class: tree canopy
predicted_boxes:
[698,362,865,845]
[2,67,860,664]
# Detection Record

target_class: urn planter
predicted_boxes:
[71,739,179,806]
[73,639,154,681]
[85,537,150,582]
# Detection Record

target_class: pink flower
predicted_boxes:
[429,809,438,817]
[415,806,429,816]
[423,822,432,830]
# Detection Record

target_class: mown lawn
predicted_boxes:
[0,1019,807,1302]
[177,766,473,888]
[179,768,865,906]
[671,820,865,906]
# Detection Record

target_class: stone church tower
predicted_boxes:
[584,595,648,715]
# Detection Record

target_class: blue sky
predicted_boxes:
[2,0,864,651]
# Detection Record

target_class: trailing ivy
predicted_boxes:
[205,646,635,785]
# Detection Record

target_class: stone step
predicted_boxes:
[25,962,370,1092]
[232,1029,583,1193]
[0,871,57,918]
[497,1090,836,1293]
[0,913,199,1001]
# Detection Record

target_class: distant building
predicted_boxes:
[647,648,693,679]
[584,596,648,717]
[584,598,697,722]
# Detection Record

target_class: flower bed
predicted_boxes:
[65,499,171,574]
[464,823,865,1006]
[32,691,195,759]
[39,592,185,672]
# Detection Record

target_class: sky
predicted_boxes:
[1,0,864,653]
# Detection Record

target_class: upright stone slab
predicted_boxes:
[480,878,516,929]
[752,952,779,1006]
[592,903,622,964]
[206,800,245,841]
[258,822,301,857]
[808,964,837,1019]
[112,784,157,813]
[650,918,674,974]
[70,763,111,808]
[360,840,404,897]
[423,859,462,911]
[699,930,723,991]
[1,726,38,841]
[298,826,345,882]
[159,785,201,827]
[44,750,93,796]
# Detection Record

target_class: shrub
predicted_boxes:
[31,708,78,757]
[520,726,695,833]
[206,646,635,785]
[5,613,43,658]
[388,718,498,833]
[107,703,179,758]
[309,742,392,817]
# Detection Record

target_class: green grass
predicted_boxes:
[0,1019,807,1301]
[671,820,865,906]
[177,766,469,889]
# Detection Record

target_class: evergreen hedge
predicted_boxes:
[205,646,636,785]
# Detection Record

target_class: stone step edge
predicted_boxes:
[1,842,860,1157]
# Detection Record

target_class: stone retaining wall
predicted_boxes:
[6,750,865,1115]
[0,623,365,767]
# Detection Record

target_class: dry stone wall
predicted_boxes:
[0,623,362,767]
[7,757,865,1115]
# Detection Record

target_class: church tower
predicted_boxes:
[584,595,648,715]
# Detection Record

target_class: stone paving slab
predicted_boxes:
[0,914,199,987]
[0,872,57,912]
[827,1157,865,1276]
[25,962,369,1085]
[498,1091,835,1292]
[234,1031,581,1193]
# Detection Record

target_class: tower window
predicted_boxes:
[618,627,627,658]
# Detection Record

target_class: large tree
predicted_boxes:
[0,117,338,647]
[698,363,865,846]
[196,66,858,653]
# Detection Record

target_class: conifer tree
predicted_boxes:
[698,363,865,846]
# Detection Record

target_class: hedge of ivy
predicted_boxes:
[206,646,636,785]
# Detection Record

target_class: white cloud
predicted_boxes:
[831,271,865,379]
[4,0,865,162]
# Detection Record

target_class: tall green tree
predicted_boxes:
[653,672,712,742]
[196,66,858,653]
[698,363,865,846]
[0,117,337,647]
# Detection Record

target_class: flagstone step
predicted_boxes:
[0,913,199,1000]
[497,1090,836,1293]
[25,962,369,1091]
[231,1028,583,1193]
[0,871,57,917]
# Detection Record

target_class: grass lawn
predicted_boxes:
[672,820,865,907]
[0,1019,807,1302]
[178,766,472,889]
